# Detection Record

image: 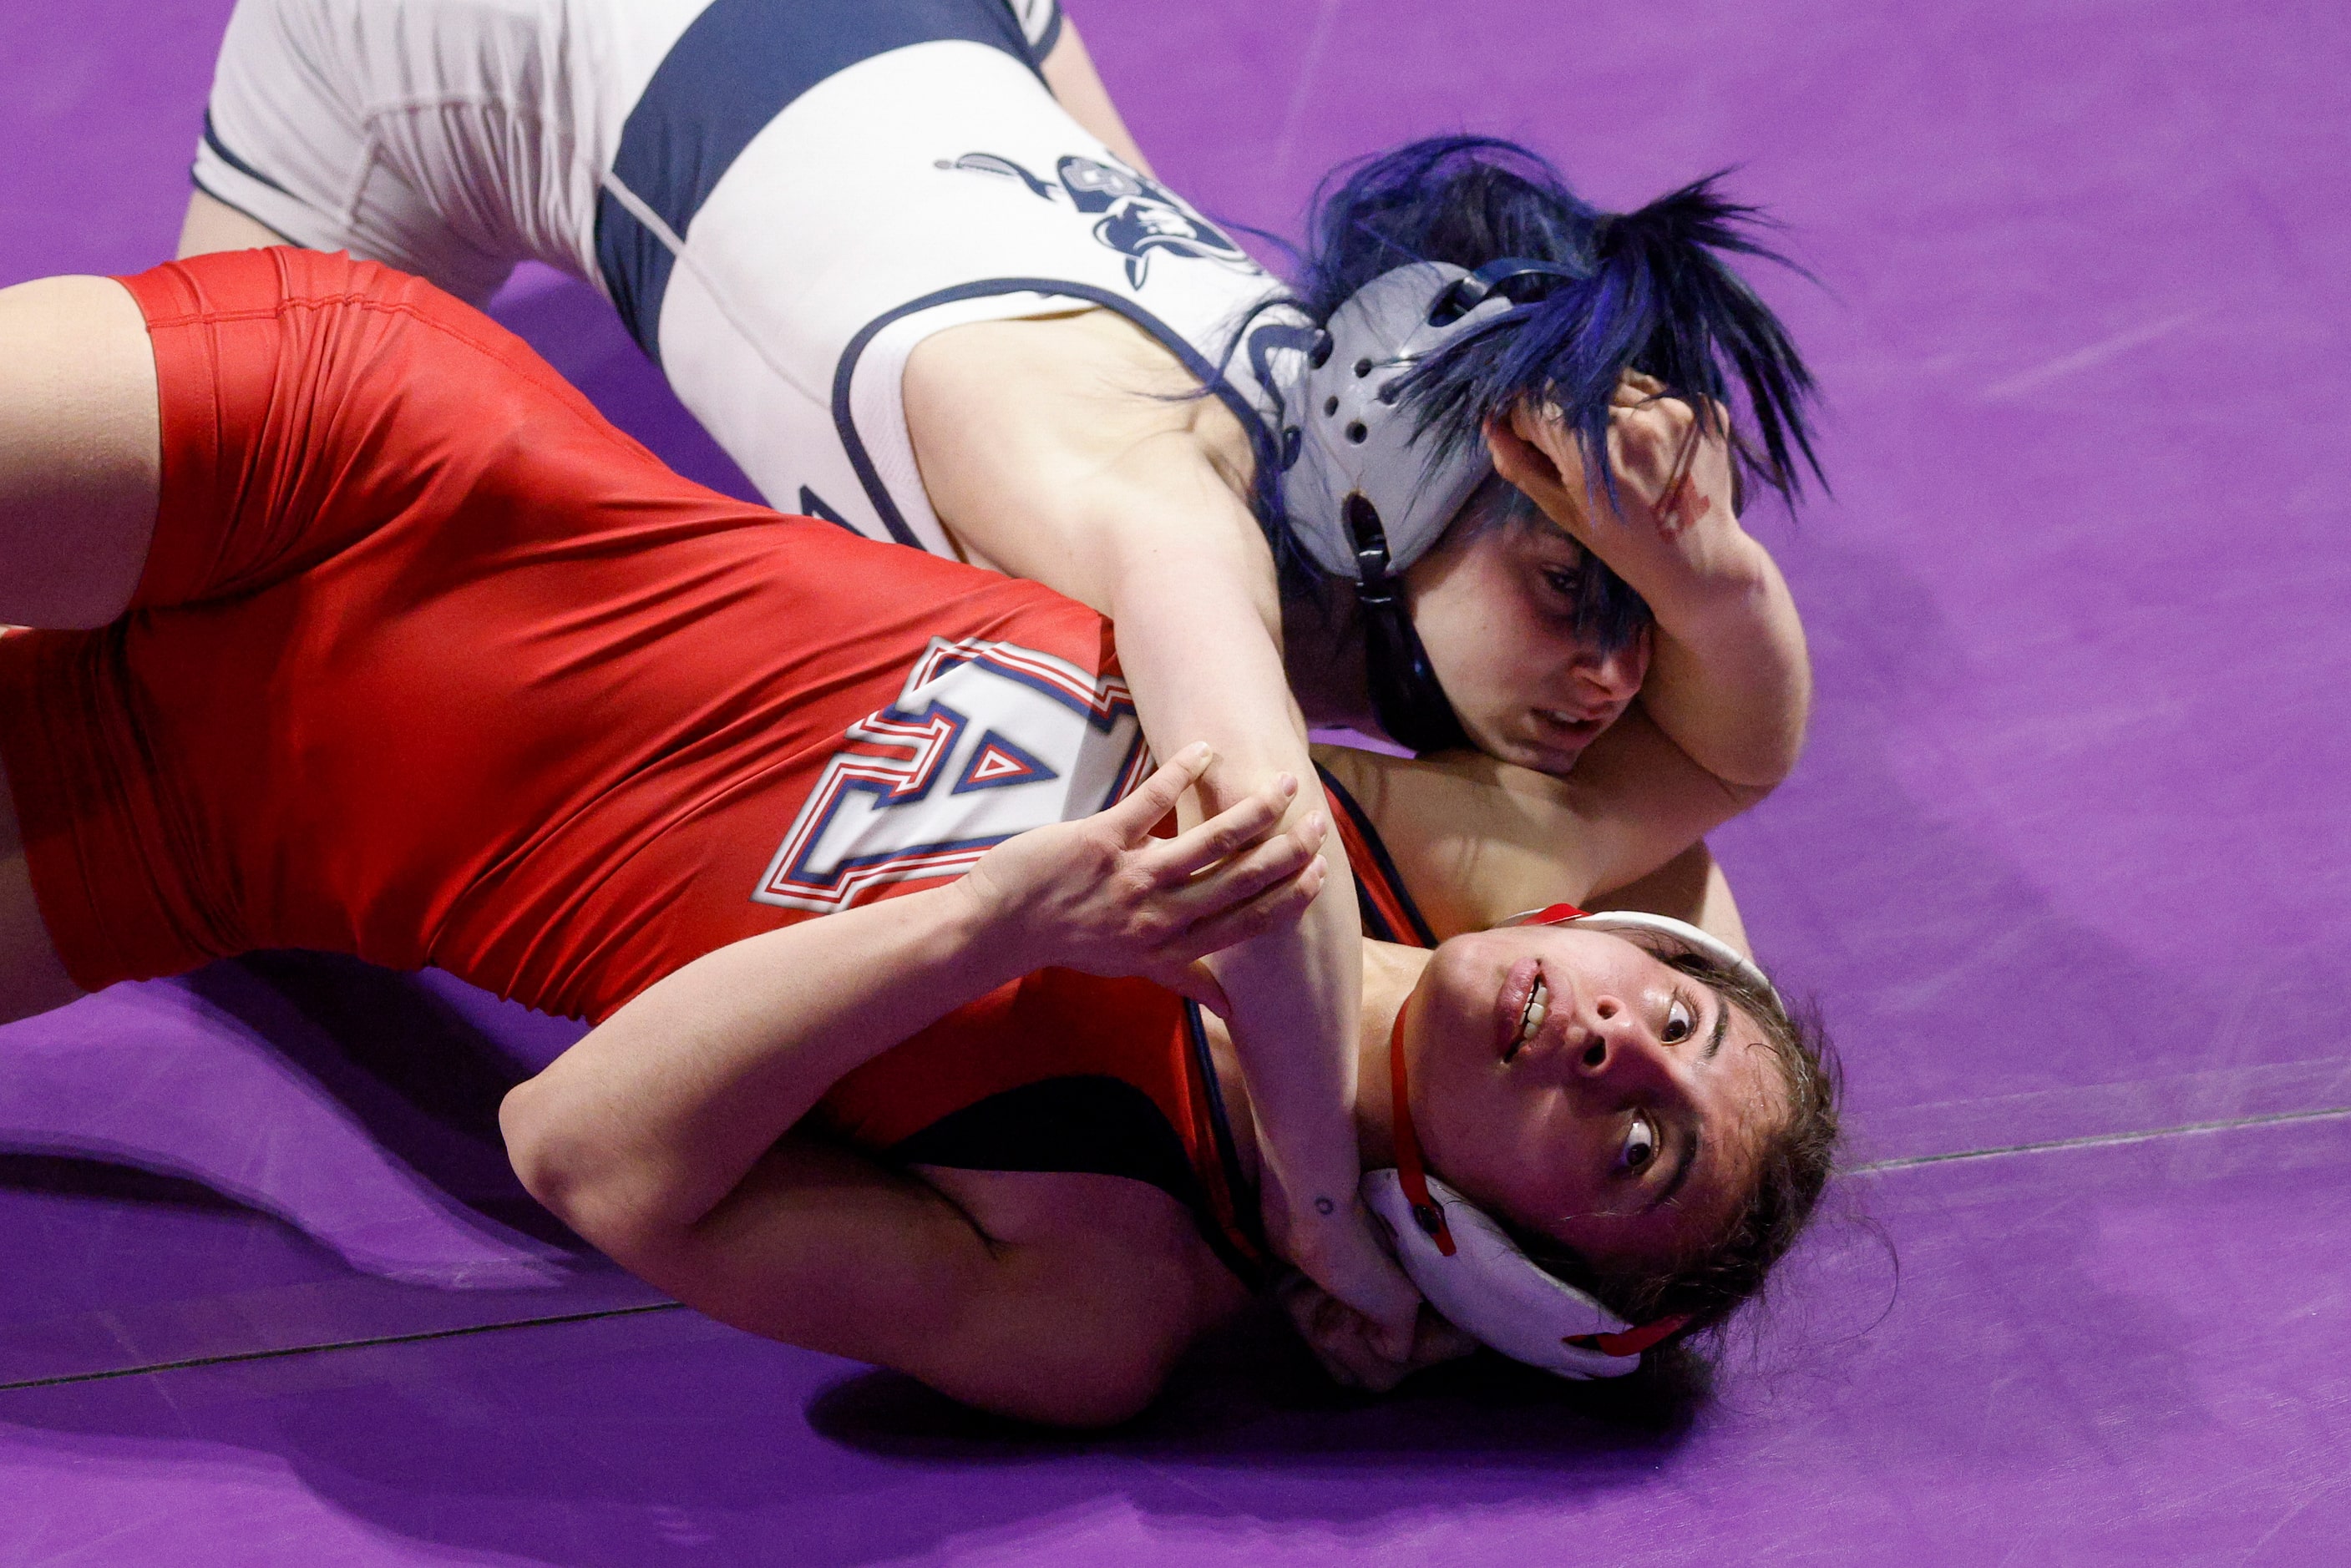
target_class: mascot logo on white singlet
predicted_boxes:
[752,638,1149,913]
[938,152,1257,288]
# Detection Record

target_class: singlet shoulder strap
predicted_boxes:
[1316,761,1438,950]
[1180,1000,1271,1287]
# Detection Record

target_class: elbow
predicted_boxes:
[1700,713,1806,802]
[500,1075,600,1232]
[934,1304,1190,1429]
[1718,770,1784,812]
[499,1077,662,1256]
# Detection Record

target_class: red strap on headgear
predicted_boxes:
[1389,903,1589,1257]
[1387,995,1454,1257]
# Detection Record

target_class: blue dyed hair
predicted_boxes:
[1258,136,1822,640]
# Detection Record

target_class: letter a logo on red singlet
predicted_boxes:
[955,733,1058,793]
[752,639,1148,913]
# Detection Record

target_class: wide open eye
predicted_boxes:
[1619,1113,1659,1174]
[1661,995,1696,1045]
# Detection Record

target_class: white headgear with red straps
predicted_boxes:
[1359,903,1777,1378]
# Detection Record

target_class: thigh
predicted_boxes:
[0,747,84,1023]
[0,276,160,630]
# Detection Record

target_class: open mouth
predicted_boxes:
[1505,977,1549,1063]
[1535,706,1610,735]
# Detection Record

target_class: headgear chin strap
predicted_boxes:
[1360,901,1771,1378]
[1279,260,1578,756]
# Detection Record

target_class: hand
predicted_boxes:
[1274,1272,1479,1392]
[1487,372,1739,549]
[1261,1181,1428,1363]
[954,743,1327,1015]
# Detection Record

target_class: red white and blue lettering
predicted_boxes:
[752,638,1148,912]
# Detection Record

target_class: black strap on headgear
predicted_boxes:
[1345,493,1470,754]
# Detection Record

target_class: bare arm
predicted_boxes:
[499,752,1318,1421]
[502,748,1307,1239]
[906,314,1423,1354]
[1312,706,1751,938]
[1077,453,1421,1352]
[583,1134,1216,1426]
[1038,18,1155,176]
[1306,382,1807,939]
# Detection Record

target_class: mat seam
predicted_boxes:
[0,1301,685,1393]
[1850,1103,2351,1173]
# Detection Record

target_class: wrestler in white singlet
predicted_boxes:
[192,0,1302,553]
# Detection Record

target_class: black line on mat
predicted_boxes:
[1853,1104,2351,1174]
[0,1301,687,1393]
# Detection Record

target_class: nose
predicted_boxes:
[1565,994,1670,1085]
[1568,635,1648,709]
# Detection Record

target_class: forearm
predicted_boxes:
[1627,527,1811,792]
[502,883,1016,1242]
[1108,567,1366,1228]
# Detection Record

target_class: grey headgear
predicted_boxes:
[1273,260,1578,753]
[1279,262,1514,579]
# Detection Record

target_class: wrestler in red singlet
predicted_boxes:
[0,250,1473,1282]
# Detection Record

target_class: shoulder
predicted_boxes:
[1310,741,1607,934]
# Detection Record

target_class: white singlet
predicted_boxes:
[194,0,1310,554]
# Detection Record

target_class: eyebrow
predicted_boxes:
[1705,994,1728,1062]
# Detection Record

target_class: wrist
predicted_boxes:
[935,873,1044,989]
[1636,525,1778,634]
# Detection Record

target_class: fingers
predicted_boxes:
[1155,769,1299,879]
[1411,1309,1481,1367]
[1162,802,1327,920]
[1097,742,1214,842]
[1282,1283,1448,1393]
[1160,840,1326,964]
[1298,1233,1424,1363]
[1276,1278,1396,1392]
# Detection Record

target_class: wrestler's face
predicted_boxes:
[1401,487,1650,776]
[1401,928,1787,1272]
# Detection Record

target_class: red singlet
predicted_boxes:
[0,249,1146,1023]
[0,250,1442,1282]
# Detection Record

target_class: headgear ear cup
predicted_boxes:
[1361,1169,1660,1378]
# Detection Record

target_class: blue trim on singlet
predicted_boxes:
[796,487,861,532]
[200,109,293,199]
[594,0,1046,360]
[1030,3,1063,59]
[830,279,1283,549]
[1183,999,1269,1283]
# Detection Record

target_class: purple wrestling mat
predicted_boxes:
[4,0,2348,1560]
